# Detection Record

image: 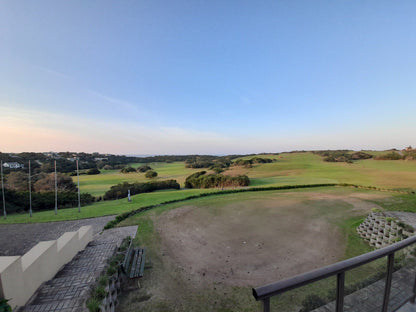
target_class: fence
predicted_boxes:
[252,235,416,312]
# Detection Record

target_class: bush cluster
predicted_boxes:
[0,189,94,214]
[87,168,100,175]
[103,180,180,200]
[137,165,152,172]
[184,171,250,188]
[233,157,274,167]
[120,166,137,173]
[374,150,416,160]
[145,170,158,178]
[314,150,373,163]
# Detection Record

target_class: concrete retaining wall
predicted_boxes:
[357,212,415,249]
[0,225,93,309]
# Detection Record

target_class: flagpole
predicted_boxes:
[29,160,32,217]
[76,159,81,213]
[1,160,6,219]
[55,160,58,215]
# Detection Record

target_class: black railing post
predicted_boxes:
[336,272,345,312]
[411,273,416,304]
[382,253,395,312]
[263,297,270,312]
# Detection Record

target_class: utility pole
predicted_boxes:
[1,160,6,219]
[77,158,81,213]
[55,160,58,215]
[29,160,32,217]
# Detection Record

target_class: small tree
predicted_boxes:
[145,170,157,179]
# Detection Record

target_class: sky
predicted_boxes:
[1,1,416,155]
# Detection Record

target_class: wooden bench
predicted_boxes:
[121,242,146,287]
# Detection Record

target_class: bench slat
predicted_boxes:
[139,248,146,277]
[130,248,140,278]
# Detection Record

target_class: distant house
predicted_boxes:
[94,157,108,161]
[3,162,24,169]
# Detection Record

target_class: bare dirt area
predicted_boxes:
[156,191,385,287]
[118,189,387,312]
[158,201,340,287]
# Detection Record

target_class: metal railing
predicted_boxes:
[252,235,416,312]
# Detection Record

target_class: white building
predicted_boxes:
[2,162,24,169]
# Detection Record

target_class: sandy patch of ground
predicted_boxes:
[155,194,372,287]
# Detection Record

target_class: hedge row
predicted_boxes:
[0,189,94,214]
[103,180,180,200]
[184,171,250,188]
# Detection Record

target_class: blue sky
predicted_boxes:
[1,1,415,154]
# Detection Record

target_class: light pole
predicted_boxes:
[55,160,58,215]
[29,160,32,217]
[77,158,81,213]
[1,160,6,219]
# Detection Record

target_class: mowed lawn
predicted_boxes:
[76,153,416,198]
[75,162,200,196]
[2,152,416,224]
[0,188,215,224]
[230,152,416,190]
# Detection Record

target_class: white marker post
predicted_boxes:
[77,159,81,213]
[29,160,32,217]
[55,160,58,215]
[1,160,6,219]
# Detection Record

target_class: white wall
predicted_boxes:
[0,225,93,309]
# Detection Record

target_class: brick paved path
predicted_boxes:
[0,216,115,256]
[19,225,138,312]
[312,265,416,312]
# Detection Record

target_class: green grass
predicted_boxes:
[0,188,215,224]
[237,152,416,191]
[76,162,200,196]
[3,152,416,224]
[76,153,416,198]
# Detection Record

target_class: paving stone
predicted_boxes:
[0,216,116,256]
[19,226,138,312]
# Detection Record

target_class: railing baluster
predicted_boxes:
[336,272,345,312]
[253,236,416,311]
[382,253,395,312]
[411,272,416,304]
[262,297,270,312]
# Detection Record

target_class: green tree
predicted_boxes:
[33,173,77,192]
[5,171,28,191]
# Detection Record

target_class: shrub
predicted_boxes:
[145,170,158,178]
[0,189,94,214]
[375,152,403,160]
[87,168,100,175]
[185,171,250,188]
[103,180,180,200]
[120,166,136,173]
[0,299,12,312]
[137,165,152,172]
